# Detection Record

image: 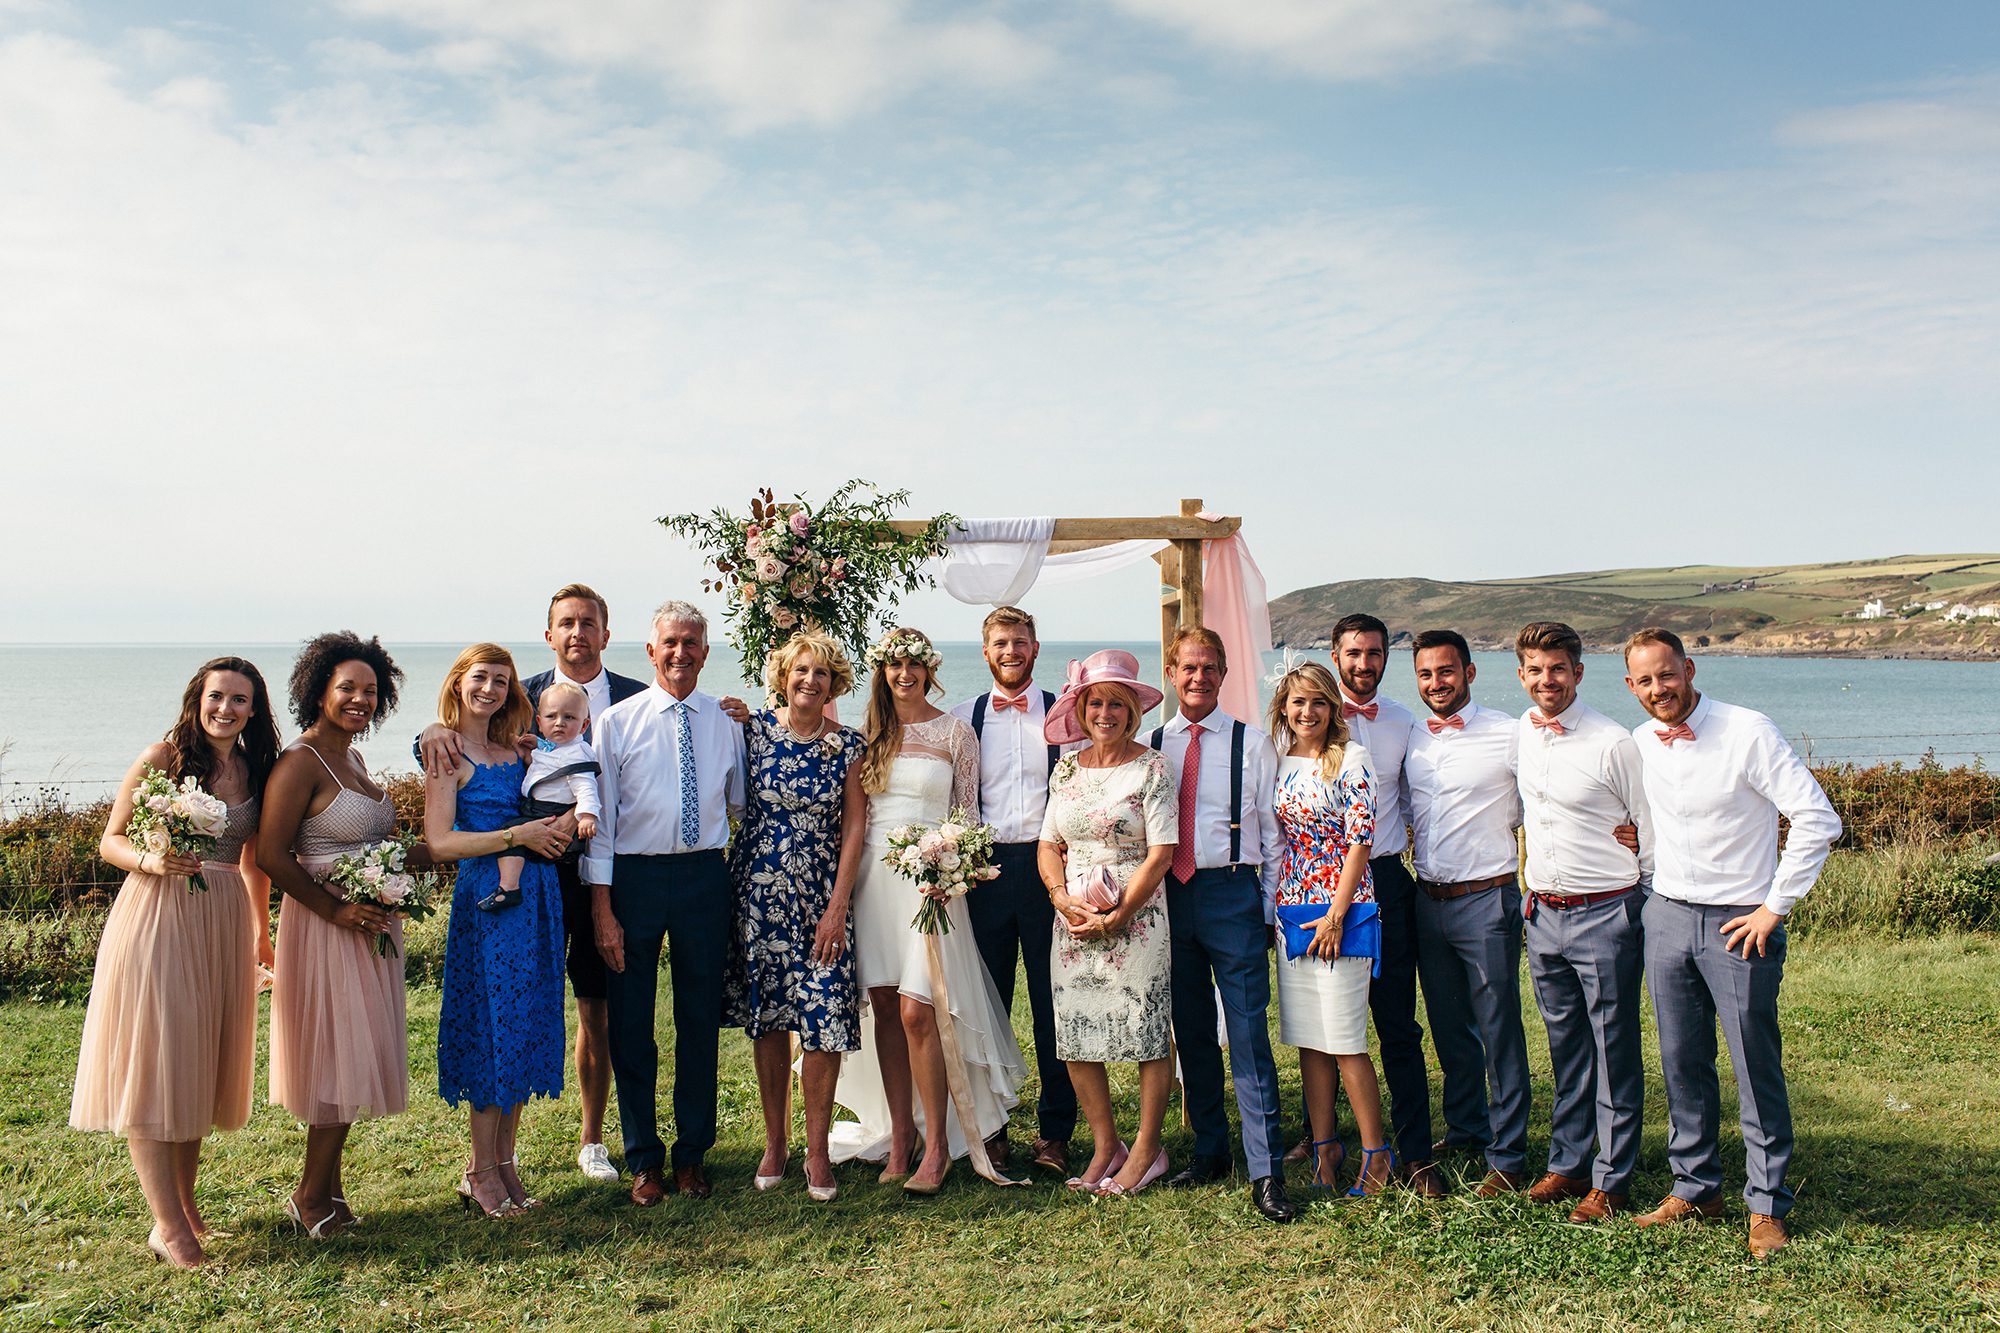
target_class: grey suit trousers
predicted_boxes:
[1414,880,1531,1175]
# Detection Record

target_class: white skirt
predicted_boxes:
[1276,952,1373,1055]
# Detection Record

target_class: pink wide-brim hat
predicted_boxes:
[1043,649,1166,745]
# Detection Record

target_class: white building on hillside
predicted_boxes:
[1854,599,1889,619]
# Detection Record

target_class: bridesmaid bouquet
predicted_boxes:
[126,766,231,893]
[325,832,435,957]
[883,808,1001,935]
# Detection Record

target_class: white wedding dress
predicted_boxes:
[828,714,1027,1164]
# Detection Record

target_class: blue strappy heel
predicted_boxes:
[1308,1137,1346,1191]
[1347,1145,1398,1198]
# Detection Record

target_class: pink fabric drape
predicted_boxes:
[1199,525,1273,728]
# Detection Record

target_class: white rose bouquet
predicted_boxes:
[126,766,231,893]
[324,832,435,957]
[882,807,1001,935]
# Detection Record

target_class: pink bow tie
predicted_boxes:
[991,693,1029,713]
[1343,701,1378,722]
[1656,723,1696,746]
[1530,712,1565,735]
[1426,713,1465,735]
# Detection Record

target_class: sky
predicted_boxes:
[3,0,1998,647]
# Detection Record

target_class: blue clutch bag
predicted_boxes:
[1276,902,1381,977]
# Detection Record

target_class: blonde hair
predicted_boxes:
[1078,682,1143,746]
[540,679,589,711]
[860,627,941,794]
[438,643,534,749]
[981,606,1037,641]
[1264,661,1350,785]
[765,629,855,702]
[1166,625,1228,672]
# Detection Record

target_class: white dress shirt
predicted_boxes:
[566,666,613,722]
[1338,687,1414,858]
[521,737,603,819]
[581,684,746,886]
[1516,701,1651,895]
[950,686,1075,845]
[1633,694,1841,916]
[1405,702,1522,884]
[1153,709,1279,872]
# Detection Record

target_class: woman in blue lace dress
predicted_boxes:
[725,630,868,1203]
[423,643,571,1218]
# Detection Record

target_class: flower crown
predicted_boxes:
[867,630,944,672]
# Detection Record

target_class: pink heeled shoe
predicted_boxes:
[1065,1142,1129,1192]
[1095,1149,1168,1197]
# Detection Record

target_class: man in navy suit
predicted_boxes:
[421,583,645,1185]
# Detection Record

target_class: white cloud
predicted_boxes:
[1103,0,1612,80]
[335,0,1056,130]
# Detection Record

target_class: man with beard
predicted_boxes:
[949,605,1077,1174]
[1623,628,1839,1259]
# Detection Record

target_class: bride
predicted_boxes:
[829,628,1027,1193]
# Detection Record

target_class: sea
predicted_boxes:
[2,642,1994,809]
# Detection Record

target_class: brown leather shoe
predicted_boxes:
[629,1169,666,1207]
[672,1164,712,1200]
[984,1131,1011,1170]
[1399,1160,1448,1198]
[1528,1172,1591,1204]
[1748,1213,1789,1259]
[1473,1169,1529,1198]
[1283,1134,1312,1165]
[1030,1138,1070,1174]
[1633,1194,1727,1228]
[1568,1188,1626,1223]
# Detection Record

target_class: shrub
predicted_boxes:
[1811,755,2000,848]
[0,911,104,1004]
[1899,855,2000,934]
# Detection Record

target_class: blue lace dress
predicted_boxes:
[437,760,566,1109]
[724,712,866,1053]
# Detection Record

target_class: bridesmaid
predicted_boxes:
[70,657,280,1268]
[423,644,570,1218]
[258,632,407,1238]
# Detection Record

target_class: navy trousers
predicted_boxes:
[1368,854,1434,1165]
[604,850,729,1174]
[1414,879,1531,1175]
[1525,889,1645,1193]
[967,842,1077,1143]
[1168,865,1284,1179]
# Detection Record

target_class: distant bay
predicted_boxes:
[2,641,1993,808]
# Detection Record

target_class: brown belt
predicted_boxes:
[1525,883,1638,919]
[1417,872,1514,902]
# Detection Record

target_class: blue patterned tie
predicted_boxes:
[674,700,700,850]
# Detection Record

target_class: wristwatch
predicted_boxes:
[501,828,515,849]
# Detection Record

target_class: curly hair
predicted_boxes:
[288,631,403,734]
[163,656,282,796]
[765,628,856,702]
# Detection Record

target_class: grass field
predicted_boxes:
[3,933,1997,1332]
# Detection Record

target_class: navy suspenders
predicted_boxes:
[970,689,1059,775]
[1146,718,1247,864]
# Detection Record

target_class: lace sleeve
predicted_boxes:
[950,716,982,822]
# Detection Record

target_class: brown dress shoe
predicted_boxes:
[1399,1161,1447,1198]
[1283,1134,1312,1165]
[1568,1188,1626,1223]
[1748,1213,1789,1259]
[629,1169,666,1207]
[673,1164,712,1200]
[984,1131,1011,1170]
[1527,1172,1591,1204]
[1633,1194,1727,1228]
[1030,1139,1070,1174]
[1473,1169,1529,1198]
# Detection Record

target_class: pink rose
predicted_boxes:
[831,556,848,580]
[771,607,798,629]
[789,511,811,538]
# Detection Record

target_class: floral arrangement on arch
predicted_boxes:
[661,480,956,684]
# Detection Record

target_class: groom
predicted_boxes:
[583,600,746,1204]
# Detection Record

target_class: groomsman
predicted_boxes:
[949,606,1078,1174]
[1151,628,1296,1224]
[1512,621,1651,1222]
[584,601,747,1205]
[417,583,647,1185]
[1624,628,1840,1259]
[1327,613,1444,1196]
[1402,628,1533,1196]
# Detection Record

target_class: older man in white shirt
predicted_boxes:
[1513,621,1653,1223]
[584,601,746,1207]
[1624,628,1840,1260]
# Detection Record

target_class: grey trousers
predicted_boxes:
[1644,893,1795,1218]
[1525,889,1645,1194]
[1414,880,1531,1175]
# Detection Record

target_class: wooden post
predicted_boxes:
[1157,498,1206,718]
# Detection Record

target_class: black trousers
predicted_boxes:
[966,842,1076,1142]
[1369,853,1434,1164]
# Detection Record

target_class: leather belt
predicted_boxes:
[1417,872,1513,902]
[1525,883,1638,919]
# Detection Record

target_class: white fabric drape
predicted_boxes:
[939,518,1165,607]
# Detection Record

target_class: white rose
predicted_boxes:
[937,822,965,841]
[142,826,170,855]
[939,850,960,871]
[379,879,413,904]
[755,555,787,581]
[900,847,926,872]
[361,864,384,883]
[146,794,171,813]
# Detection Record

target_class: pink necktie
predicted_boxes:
[1656,723,1695,746]
[1343,701,1379,722]
[1530,712,1565,735]
[991,692,1028,713]
[1172,724,1202,882]
[1426,713,1465,736]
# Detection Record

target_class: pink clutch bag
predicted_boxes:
[1072,865,1123,912]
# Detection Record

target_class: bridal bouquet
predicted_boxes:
[883,808,1001,935]
[126,767,231,893]
[324,832,435,957]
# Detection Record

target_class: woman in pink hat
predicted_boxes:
[1036,650,1179,1196]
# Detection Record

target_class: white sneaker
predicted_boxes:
[577,1142,620,1183]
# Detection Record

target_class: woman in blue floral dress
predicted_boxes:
[424,644,570,1218]
[726,630,868,1202]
